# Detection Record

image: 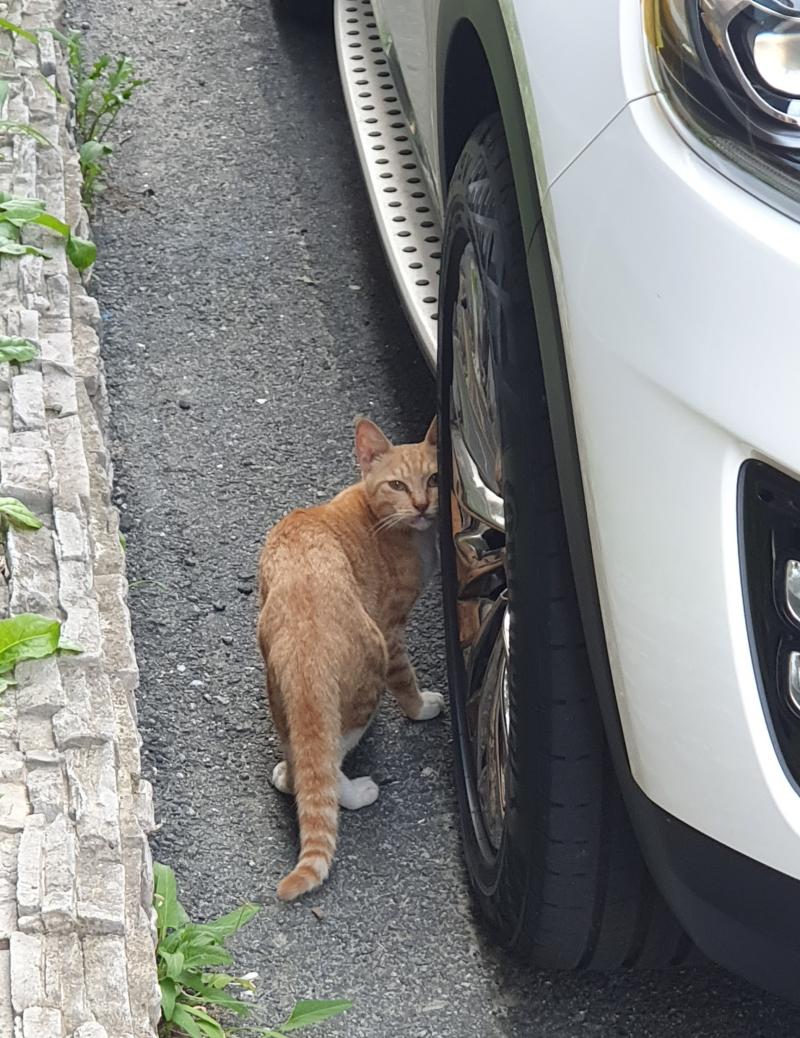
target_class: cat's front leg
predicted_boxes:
[385,632,445,721]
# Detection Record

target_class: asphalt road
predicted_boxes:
[67,0,800,1034]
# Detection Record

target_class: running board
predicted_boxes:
[335,0,441,367]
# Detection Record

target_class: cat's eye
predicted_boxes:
[427,473,439,488]
[388,480,408,492]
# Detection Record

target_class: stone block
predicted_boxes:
[75,386,105,467]
[46,933,90,1032]
[10,430,45,451]
[71,293,101,333]
[39,331,73,370]
[10,932,43,1013]
[27,763,67,824]
[0,830,18,939]
[0,750,25,782]
[52,666,115,751]
[76,856,125,935]
[65,744,119,851]
[0,948,11,1035]
[37,31,57,77]
[43,362,79,419]
[11,371,45,431]
[58,559,93,611]
[72,1024,108,1038]
[125,920,161,1035]
[95,576,138,692]
[3,308,39,350]
[17,253,47,311]
[12,139,37,203]
[22,1007,63,1038]
[16,658,65,718]
[53,508,88,563]
[41,814,76,932]
[88,509,122,578]
[48,415,90,512]
[0,783,29,833]
[60,600,102,661]
[7,526,59,616]
[16,714,55,755]
[45,274,70,321]
[17,814,44,921]
[82,936,133,1035]
[0,446,51,512]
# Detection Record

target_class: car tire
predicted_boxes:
[438,113,689,969]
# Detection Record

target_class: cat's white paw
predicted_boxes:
[339,774,380,810]
[413,690,445,721]
[271,761,293,795]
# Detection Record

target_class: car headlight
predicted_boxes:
[646,1,800,214]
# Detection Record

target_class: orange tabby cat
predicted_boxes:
[257,417,444,901]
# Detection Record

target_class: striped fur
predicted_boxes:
[258,418,442,900]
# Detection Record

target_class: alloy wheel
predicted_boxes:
[449,242,510,857]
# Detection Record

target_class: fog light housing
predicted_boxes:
[740,460,800,784]
[786,558,800,624]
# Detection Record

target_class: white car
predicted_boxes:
[324,0,799,998]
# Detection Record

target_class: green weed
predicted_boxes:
[154,864,351,1038]
[0,497,43,530]
[57,28,145,205]
[0,192,96,270]
[0,18,144,205]
[0,613,81,695]
[0,337,38,363]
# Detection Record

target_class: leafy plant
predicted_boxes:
[0,193,95,270]
[0,19,143,205]
[0,497,43,530]
[0,337,38,363]
[79,139,113,206]
[154,863,351,1038]
[0,16,37,45]
[52,28,145,205]
[0,612,80,694]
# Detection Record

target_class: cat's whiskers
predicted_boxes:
[372,510,417,535]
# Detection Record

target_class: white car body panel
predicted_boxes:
[545,93,800,879]
[373,0,657,195]
[364,0,800,880]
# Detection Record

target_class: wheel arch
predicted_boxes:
[436,1,541,237]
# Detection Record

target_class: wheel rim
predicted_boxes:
[450,243,509,854]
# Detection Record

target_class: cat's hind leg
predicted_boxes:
[336,724,380,809]
[335,613,385,809]
[271,760,293,794]
[337,771,379,809]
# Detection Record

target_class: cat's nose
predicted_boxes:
[413,500,428,514]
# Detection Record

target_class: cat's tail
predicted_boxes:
[268,625,341,902]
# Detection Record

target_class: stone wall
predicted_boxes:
[0,0,159,1034]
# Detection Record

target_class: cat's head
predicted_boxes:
[355,417,439,532]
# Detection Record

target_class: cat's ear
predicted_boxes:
[424,416,438,448]
[354,418,392,474]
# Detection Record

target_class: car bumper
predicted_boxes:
[545,94,800,886]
